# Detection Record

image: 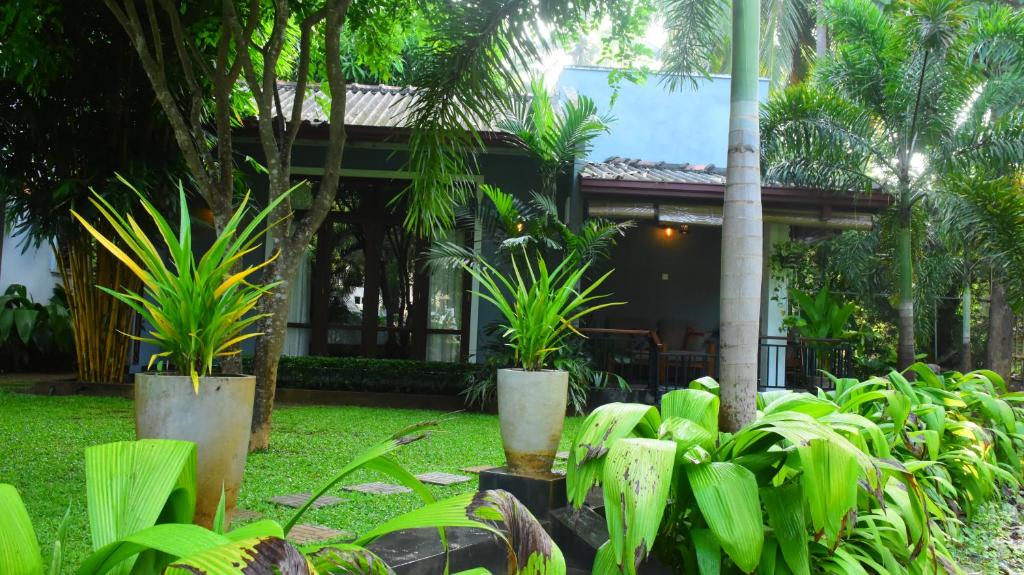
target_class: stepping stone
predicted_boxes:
[288,523,353,545]
[461,465,498,474]
[415,472,472,486]
[269,492,345,509]
[232,509,263,522]
[343,482,412,495]
[555,450,570,460]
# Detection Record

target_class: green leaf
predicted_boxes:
[164,536,312,575]
[566,403,661,508]
[84,440,197,575]
[798,439,859,548]
[0,484,43,575]
[761,483,810,575]
[13,308,39,344]
[693,528,721,575]
[687,462,764,573]
[0,308,14,342]
[356,490,565,575]
[660,389,720,436]
[306,544,396,575]
[602,439,676,575]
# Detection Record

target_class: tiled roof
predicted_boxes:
[580,158,726,185]
[267,82,493,131]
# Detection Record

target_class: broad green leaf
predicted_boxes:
[798,440,858,548]
[661,389,719,434]
[78,524,230,575]
[84,440,197,575]
[357,490,564,575]
[692,528,721,575]
[762,392,837,419]
[566,403,661,508]
[659,417,717,454]
[602,439,676,575]
[0,484,43,575]
[687,462,764,573]
[761,483,809,575]
[306,544,396,575]
[163,536,312,575]
[13,308,39,344]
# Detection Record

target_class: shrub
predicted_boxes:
[243,355,488,396]
[566,364,1024,574]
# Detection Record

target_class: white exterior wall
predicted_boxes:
[0,228,60,302]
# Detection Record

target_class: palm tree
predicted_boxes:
[497,79,612,200]
[761,0,1024,370]
[653,0,764,430]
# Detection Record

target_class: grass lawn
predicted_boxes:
[0,389,582,569]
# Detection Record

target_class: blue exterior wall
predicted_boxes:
[556,66,770,166]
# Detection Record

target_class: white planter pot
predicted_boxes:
[134,373,255,527]
[496,368,569,475]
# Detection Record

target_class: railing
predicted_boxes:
[578,328,720,401]
[759,336,854,390]
[578,328,663,399]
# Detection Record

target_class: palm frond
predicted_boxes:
[659,0,732,89]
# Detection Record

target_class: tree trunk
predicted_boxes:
[960,274,972,373]
[249,246,302,450]
[986,277,1015,381]
[895,211,916,369]
[815,0,828,58]
[719,0,762,433]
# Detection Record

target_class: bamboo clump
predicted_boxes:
[56,231,141,384]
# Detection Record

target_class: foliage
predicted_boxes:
[73,180,289,391]
[463,337,628,415]
[784,285,857,340]
[242,355,487,396]
[0,284,73,369]
[760,0,1024,367]
[0,424,565,574]
[460,249,621,371]
[496,79,611,198]
[566,363,1024,574]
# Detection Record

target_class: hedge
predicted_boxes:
[242,355,487,395]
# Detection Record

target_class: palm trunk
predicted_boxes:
[719,0,762,433]
[986,277,1015,382]
[960,273,972,373]
[815,0,827,58]
[895,209,915,369]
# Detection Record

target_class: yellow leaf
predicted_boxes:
[214,250,279,298]
[191,369,200,395]
[72,211,155,290]
[147,351,172,371]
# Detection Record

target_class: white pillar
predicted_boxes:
[759,223,790,387]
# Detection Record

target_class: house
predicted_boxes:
[133,68,889,391]
[0,220,61,303]
[558,67,888,390]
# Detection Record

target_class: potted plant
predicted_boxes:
[73,180,286,526]
[462,249,621,475]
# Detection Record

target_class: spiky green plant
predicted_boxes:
[460,248,622,371]
[72,177,290,391]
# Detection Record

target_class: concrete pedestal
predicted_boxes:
[478,467,567,521]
